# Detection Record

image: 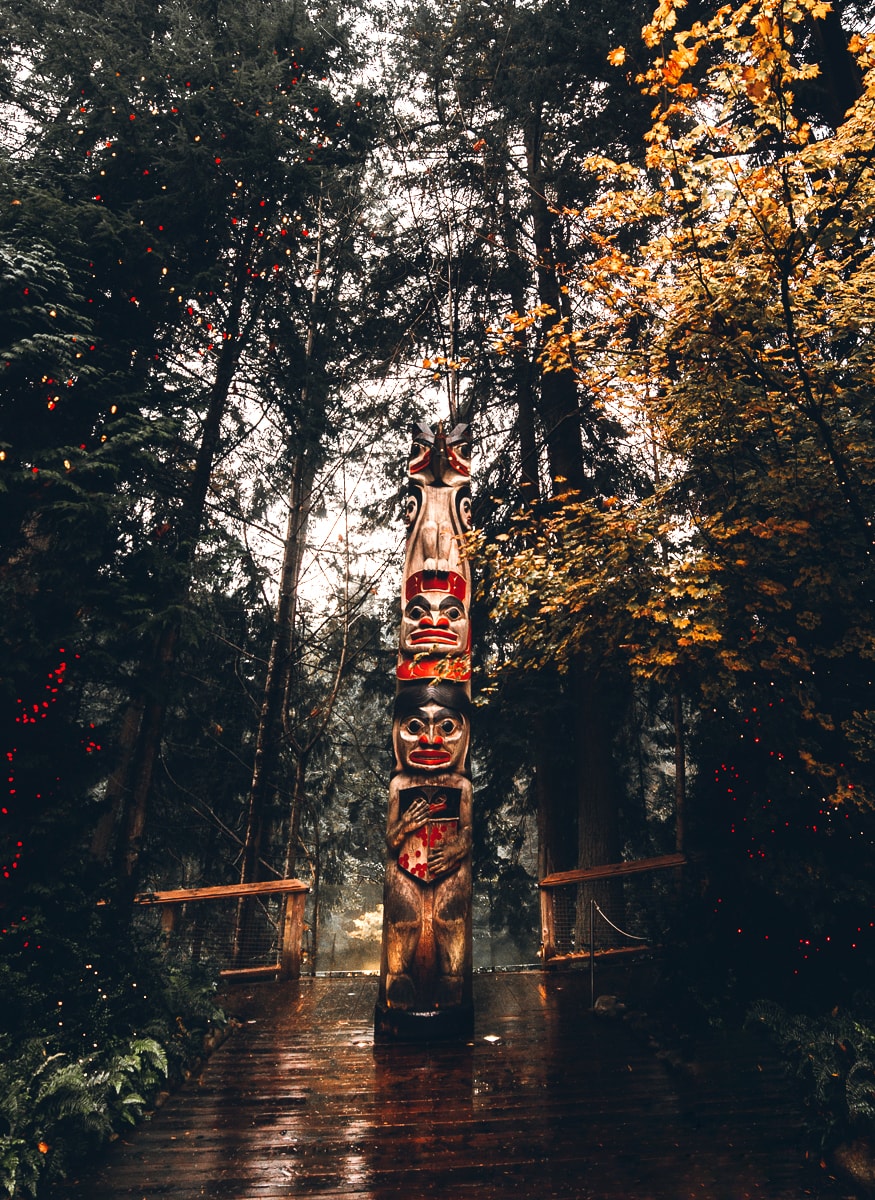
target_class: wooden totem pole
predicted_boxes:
[375,420,474,1040]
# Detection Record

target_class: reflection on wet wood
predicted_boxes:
[51,972,849,1199]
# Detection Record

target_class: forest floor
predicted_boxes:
[48,967,856,1199]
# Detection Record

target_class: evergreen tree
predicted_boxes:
[3,0,382,900]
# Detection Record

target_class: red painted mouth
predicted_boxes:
[410,630,458,644]
[409,749,452,766]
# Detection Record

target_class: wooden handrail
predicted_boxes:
[539,852,686,890]
[134,880,310,981]
[134,879,309,905]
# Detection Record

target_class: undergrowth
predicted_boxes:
[748,995,875,1153]
[0,890,227,1198]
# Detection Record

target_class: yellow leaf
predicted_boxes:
[662,57,686,86]
[607,46,626,66]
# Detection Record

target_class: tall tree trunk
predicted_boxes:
[231,453,315,964]
[501,155,577,954]
[524,108,621,921]
[94,246,252,891]
[521,107,626,954]
[239,191,328,887]
[673,685,686,855]
[282,753,309,882]
[524,112,588,498]
[239,452,316,886]
[499,157,540,508]
[236,200,326,963]
[805,6,863,128]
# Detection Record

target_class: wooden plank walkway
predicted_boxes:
[51,971,852,1200]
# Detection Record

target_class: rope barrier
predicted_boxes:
[593,902,647,942]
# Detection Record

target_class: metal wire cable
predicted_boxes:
[593,902,647,941]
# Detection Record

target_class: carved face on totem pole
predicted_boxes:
[401,593,467,654]
[392,685,471,778]
[397,570,471,684]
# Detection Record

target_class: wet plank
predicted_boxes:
[50,971,851,1200]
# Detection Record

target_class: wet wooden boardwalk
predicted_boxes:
[53,971,851,1200]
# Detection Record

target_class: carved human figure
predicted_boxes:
[396,570,471,685]
[382,684,472,1012]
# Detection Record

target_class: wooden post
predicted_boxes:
[159,904,177,937]
[134,880,309,980]
[279,888,307,980]
[376,421,475,1040]
[540,886,556,963]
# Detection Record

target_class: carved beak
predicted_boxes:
[431,425,449,485]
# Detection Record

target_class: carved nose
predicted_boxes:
[435,617,450,628]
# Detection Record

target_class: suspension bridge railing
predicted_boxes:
[134,879,310,980]
[538,852,686,965]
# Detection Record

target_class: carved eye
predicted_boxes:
[440,719,457,736]
[408,604,429,621]
[444,604,462,621]
[405,718,424,735]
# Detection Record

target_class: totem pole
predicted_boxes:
[375,420,474,1040]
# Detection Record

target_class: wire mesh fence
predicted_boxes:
[133,881,309,978]
[540,853,685,962]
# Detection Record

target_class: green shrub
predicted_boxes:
[0,893,227,1198]
[0,1035,167,1198]
[749,995,875,1150]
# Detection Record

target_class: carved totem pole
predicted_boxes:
[375,420,474,1040]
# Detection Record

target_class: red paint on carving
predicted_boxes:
[409,748,452,767]
[396,657,471,682]
[409,629,458,645]
[446,444,470,476]
[405,571,467,603]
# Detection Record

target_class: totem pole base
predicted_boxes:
[373,1002,474,1043]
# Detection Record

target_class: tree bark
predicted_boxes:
[499,156,540,507]
[805,6,863,129]
[524,111,588,498]
[673,686,686,855]
[522,109,620,942]
[239,452,316,886]
[95,240,252,892]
